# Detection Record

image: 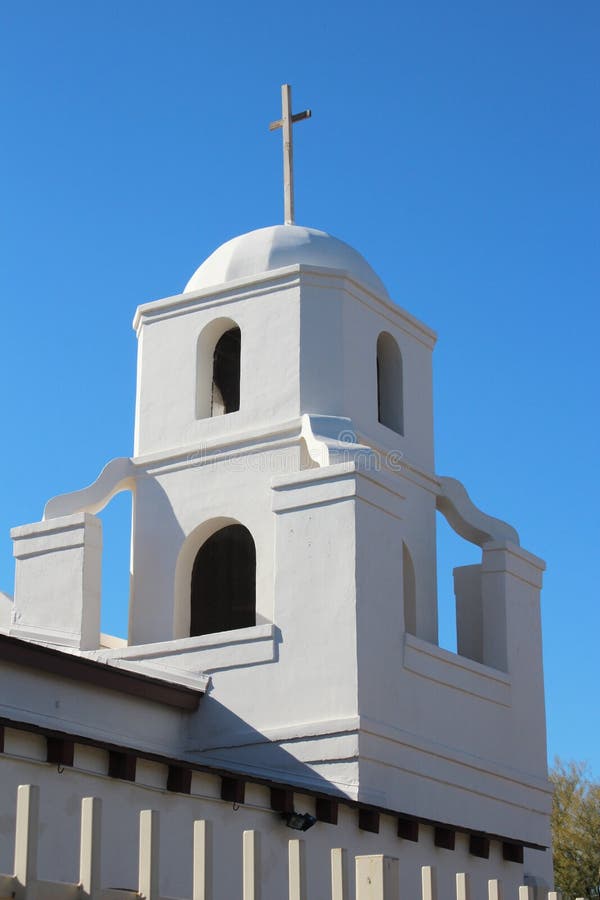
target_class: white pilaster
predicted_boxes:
[11,513,102,650]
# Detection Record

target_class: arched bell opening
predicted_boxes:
[376,331,404,435]
[211,327,241,416]
[190,523,256,637]
[196,318,241,420]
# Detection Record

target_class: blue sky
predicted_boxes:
[1,2,598,772]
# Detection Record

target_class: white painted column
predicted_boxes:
[138,809,159,900]
[355,856,399,900]
[422,866,438,900]
[488,879,503,900]
[14,785,39,890]
[193,820,209,900]
[79,797,102,896]
[243,830,260,900]
[518,888,535,900]
[288,839,305,900]
[456,872,471,900]
[331,848,347,900]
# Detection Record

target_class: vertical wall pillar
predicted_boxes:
[11,513,102,650]
[271,465,361,739]
[288,839,305,900]
[355,856,399,900]
[454,564,483,663]
[79,796,102,895]
[193,820,210,900]
[454,542,546,682]
[14,784,39,889]
[481,540,549,794]
[480,541,545,674]
[243,830,260,900]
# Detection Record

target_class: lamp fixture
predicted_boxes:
[282,811,317,832]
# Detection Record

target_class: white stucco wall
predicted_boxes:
[4,239,553,891]
[0,742,552,898]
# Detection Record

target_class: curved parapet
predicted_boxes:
[301,414,377,470]
[437,476,519,547]
[44,457,137,520]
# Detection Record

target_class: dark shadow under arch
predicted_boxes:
[190,524,256,637]
[212,326,241,416]
[377,331,404,435]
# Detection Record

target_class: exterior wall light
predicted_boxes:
[282,811,317,831]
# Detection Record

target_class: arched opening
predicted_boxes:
[436,510,480,655]
[211,326,241,416]
[196,318,241,419]
[403,542,416,636]
[376,332,404,434]
[98,490,133,648]
[190,524,256,636]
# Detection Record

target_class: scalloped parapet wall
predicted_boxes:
[436,476,519,547]
[44,457,137,521]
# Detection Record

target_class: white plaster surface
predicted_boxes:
[3,224,553,888]
[0,751,551,898]
[10,513,102,650]
[183,224,389,298]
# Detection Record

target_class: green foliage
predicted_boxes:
[550,759,600,900]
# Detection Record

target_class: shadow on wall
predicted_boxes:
[182,688,355,804]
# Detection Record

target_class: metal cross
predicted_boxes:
[269,84,311,226]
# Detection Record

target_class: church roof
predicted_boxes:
[0,633,203,711]
[183,224,389,297]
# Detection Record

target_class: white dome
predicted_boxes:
[184,225,388,297]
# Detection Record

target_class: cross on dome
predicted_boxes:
[269,84,311,226]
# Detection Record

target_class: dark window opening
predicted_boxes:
[190,524,256,637]
[376,332,404,434]
[211,327,241,416]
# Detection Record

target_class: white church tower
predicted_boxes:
[2,86,553,895]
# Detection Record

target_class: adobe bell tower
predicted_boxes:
[9,85,551,881]
[129,221,438,650]
[76,215,544,863]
